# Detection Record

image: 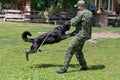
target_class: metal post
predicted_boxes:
[0,3,1,9]
[95,0,97,6]
[101,0,102,7]
[99,0,100,7]
[108,0,111,12]
[111,0,114,11]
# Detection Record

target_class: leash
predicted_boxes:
[29,28,72,66]
[30,30,52,65]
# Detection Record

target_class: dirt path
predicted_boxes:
[88,31,120,43]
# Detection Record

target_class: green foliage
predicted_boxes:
[62,0,77,11]
[117,0,120,3]
[1,0,15,9]
[30,0,48,10]
[30,0,95,13]
[0,0,95,13]
[0,22,120,80]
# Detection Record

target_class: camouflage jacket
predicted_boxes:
[70,9,93,40]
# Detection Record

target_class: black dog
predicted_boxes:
[22,22,70,61]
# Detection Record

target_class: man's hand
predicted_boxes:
[66,31,76,37]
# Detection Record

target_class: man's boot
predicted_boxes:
[56,67,67,74]
[56,52,72,74]
[80,66,88,70]
[75,50,88,71]
[56,43,74,74]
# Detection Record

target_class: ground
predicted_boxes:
[0,22,120,80]
[89,31,120,43]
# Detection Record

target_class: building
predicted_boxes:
[93,0,120,26]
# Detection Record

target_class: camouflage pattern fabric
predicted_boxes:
[71,9,93,40]
[63,8,93,69]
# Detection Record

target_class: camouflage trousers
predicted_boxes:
[63,36,87,69]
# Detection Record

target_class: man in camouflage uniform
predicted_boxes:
[56,0,93,74]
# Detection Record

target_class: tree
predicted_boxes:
[30,0,96,14]
[1,0,14,9]
[30,0,46,10]
[117,0,120,3]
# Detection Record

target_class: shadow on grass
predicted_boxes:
[88,65,105,70]
[31,64,105,71]
[30,64,63,68]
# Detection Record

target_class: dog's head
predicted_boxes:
[62,21,71,31]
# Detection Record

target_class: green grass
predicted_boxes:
[0,22,120,80]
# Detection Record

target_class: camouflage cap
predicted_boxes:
[74,0,85,7]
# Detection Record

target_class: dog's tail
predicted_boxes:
[22,31,34,43]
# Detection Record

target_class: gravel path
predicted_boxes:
[89,31,120,43]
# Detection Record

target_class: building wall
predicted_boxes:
[94,0,120,14]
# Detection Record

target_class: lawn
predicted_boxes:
[0,22,120,80]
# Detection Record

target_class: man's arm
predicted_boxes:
[66,31,76,37]
[70,11,83,26]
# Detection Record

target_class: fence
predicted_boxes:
[0,9,74,24]
[0,9,119,26]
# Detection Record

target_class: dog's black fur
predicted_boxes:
[22,22,70,61]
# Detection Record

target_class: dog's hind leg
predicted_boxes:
[26,43,40,61]
[26,51,29,61]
